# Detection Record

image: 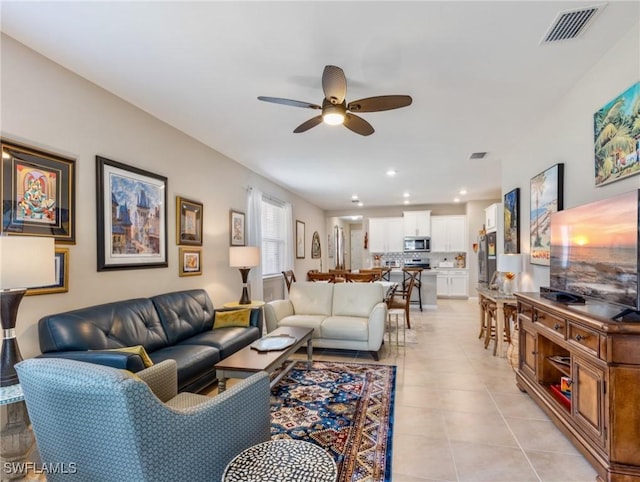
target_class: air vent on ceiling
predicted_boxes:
[541,4,606,44]
[469,152,487,160]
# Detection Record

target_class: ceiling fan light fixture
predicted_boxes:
[322,104,345,125]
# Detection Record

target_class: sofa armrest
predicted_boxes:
[37,350,146,372]
[264,300,293,332]
[136,360,178,402]
[367,302,388,350]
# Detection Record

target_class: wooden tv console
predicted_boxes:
[514,293,640,482]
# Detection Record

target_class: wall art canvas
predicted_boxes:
[311,231,321,259]
[96,156,167,271]
[503,188,520,254]
[594,82,640,186]
[179,247,202,276]
[530,163,564,266]
[230,210,245,246]
[176,196,203,246]
[296,220,305,259]
[1,140,76,243]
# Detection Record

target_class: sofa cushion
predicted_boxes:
[148,344,220,391]
[277,315,325,338]
[38,298,169,353]
[151,290,215,345]
[179,326,260,358]
[332,283,384,317]
[289,282,334,317]
[321,316,369,341]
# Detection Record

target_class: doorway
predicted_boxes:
[350,226,363,270]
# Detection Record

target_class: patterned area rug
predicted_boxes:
[270,361,396,482]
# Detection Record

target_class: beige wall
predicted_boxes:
[0,35,325,358]
[500,20,640,293]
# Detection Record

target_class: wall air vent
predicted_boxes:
[541,4,606,44]
[469,152,487,160]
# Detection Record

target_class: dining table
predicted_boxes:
[476,285,517,357]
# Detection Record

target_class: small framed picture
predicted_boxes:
[530,163,564,266]
[176,196,203,246]
[179,247,202,276]
[27,247,69,296]
[230,210,245,246]
[296,220,305,259]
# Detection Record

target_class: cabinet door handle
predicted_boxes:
[575,334,586,342]
[533,313,538,322]
[531,351,538,355]
[553,323,562,330]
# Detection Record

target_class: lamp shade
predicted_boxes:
[229,246,260,268]
[497,253,523,274]
[0,236,56,289]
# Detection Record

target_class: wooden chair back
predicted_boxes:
[281,270,296,292]
[345,272,377,283]
[358,269,382,281]
[307,271,336,283]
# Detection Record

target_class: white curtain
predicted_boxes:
[247,187,264,302]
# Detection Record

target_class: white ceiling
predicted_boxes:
[1,1,638,211]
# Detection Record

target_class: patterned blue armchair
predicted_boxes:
[15,358,271,482]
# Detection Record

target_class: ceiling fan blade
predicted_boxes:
[322,65,347,104]
[293,115,323,133]
[343,113,374,136]
[348,95,413,113]
[257,96,321,109]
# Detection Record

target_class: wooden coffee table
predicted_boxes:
[214,326,314,393]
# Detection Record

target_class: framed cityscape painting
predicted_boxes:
[594,82,640,186]
[96,156,168,271]
[1,140,76,243]
[530,163,563,266]
[503,188,520,254]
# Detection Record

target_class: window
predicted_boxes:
[261,198,286,276]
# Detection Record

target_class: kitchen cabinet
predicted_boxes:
[369,217,403,253]
[436,269,468,297]
[403,210,431,237]
[430,215,466,252]
[484,203,499,233]
[515,293,640,482]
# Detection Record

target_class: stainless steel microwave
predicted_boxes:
[404,236,430,252]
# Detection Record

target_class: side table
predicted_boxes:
[222,439,337,482]
[1,384,36,481]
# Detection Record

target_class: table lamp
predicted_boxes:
[229,246,260,305]
[497,253,523,295]
[0,236,56,386]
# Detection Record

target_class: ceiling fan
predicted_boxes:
[258,65,412,136]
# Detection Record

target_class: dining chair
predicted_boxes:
[358,269,382,281]
[345,272,377,283]
[281,270,296,292]
[307,272,336,283]
[386,274,416,329]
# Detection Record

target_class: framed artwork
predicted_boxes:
[96,156,168,271]
[176,196,203,246]
[311,231,321,259]
[230,210,245,246]
[594,82,640,186]
[530,163,564,266]
[26,247,69,296]
[503,188,520,254]
[1,140,76,243]
[296,220,305,259]
[328,234,334,258]
[179,247,202,276]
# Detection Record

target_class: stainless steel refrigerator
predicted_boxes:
[478,232,497,284]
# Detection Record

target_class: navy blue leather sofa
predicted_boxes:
[37,289,261,393]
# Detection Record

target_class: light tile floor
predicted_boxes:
[302,298,598,482]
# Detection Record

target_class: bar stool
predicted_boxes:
[484,303,513,356]
[401,268,423,312]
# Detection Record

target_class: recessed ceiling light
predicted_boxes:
[403,192,410,198]
[403,200,410,205]
[459,189,467,195]
[386,169,397,177]
[454,197,460,203]
[351,194,358,200]
[358,202,363,207]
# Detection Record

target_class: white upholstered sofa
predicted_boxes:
[264,282,388,360]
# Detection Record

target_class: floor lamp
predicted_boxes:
[0,236,55,386]
[229,246,260,305]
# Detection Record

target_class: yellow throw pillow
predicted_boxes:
[104,345,154,368]
[213,309,251,329]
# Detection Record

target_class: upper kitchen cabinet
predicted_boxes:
[484,203,500,233]
[431,215,467,252]
[403,210,431,237]
[369,217,404,253]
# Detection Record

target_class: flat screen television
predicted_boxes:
[548,189,640,321]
